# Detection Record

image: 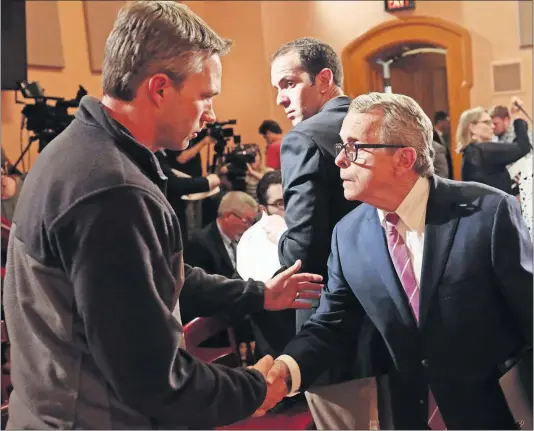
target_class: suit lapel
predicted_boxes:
[362,211,418,328]
[210,222,234,273]
[419,177,461,327]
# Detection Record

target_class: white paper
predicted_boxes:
[236,212,285,282]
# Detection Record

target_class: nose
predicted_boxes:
[276,91,289,107]
[203,106,216,125]
[335,150,350,169]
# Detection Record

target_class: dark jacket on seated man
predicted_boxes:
[186,221,236,279]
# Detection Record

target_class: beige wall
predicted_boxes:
[2,1,531,169]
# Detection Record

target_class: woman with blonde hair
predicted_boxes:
[457,100,531,193]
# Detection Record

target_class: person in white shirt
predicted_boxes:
[256,92,532,430]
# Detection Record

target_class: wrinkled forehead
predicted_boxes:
[340,111,383,143]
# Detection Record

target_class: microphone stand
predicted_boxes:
[515,102,533,123]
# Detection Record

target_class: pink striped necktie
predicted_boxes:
[385,213,447,430]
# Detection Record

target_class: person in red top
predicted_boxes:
[259,120,283,170]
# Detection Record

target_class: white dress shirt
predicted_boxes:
[278,177,431,394]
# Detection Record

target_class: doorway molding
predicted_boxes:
[342,16,473,179]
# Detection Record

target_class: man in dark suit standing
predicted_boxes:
[266,38,360,331]
[261,93,533,429]
[433,111,454,179]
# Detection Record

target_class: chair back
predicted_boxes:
[183,317,239,365]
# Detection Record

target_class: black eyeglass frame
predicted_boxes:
[265,200,284,210]
[335,142,407,163]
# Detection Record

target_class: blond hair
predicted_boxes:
[455,107,486,153]
[102,1,232,101]
[218,191,258,216]
[349,92,435,177]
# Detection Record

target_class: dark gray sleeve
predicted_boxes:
[181,264,265,318]
[52,186,266,429]
[278,131,330,276]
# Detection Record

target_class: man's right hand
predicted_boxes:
[510,96,525,119]
[206,174,221,190]
[252,359,290,417]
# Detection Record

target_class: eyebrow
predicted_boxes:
[274,76,296,88]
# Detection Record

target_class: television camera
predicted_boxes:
[197,119,258,191]
[12,81,87,172]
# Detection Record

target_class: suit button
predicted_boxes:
[420,399,425,405]
[421,359,429,367]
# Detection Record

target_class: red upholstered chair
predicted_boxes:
[183,316,240,367]
[183,316,314,430]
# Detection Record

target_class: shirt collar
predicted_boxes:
[216,219,233,246]
[377,176,430,232]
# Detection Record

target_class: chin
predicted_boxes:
[343,188,361,202]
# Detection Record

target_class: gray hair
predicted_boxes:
[349,92,435,177]
[218,191,258,216]
[102,1,232,101]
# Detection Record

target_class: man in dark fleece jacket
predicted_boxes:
[2,2,322,429]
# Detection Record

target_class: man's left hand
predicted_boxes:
[263,260,323,310]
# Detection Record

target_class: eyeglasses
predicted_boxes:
[230,211,255,225]
[335,142,406,163]
[266,199,284,210]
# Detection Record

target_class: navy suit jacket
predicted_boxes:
[284,176,533,429]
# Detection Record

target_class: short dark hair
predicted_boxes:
[270,37,343,87]
[256,170,282,206]
[434,111,449,124]
[258,120,282,136]
[489,105,510,119]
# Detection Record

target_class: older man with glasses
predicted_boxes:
[185,191,258,280]
[260,92,532,430]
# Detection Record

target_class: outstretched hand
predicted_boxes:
[263,260,323,311]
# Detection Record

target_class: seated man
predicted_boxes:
[184,191,259,356]
[256,170,284,217]
[185,190,257,282]
[236,172,295,361]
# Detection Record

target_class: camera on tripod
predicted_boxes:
[198,119,259,191]
[16,81,87,153]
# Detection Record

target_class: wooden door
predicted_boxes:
[342,16,473,179]
[388,53,449,120]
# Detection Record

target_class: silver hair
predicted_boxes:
[102,1,232,101]
[349,92,435,177]
[218,191,258,216]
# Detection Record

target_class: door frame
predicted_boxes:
[342,16,473,179]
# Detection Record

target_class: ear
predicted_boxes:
[315,68,334,93]
[393,147,417,174]
[147,73,174,106]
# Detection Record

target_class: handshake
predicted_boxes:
[249,355,292,417]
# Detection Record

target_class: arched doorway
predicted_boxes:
[342,16,473,179]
